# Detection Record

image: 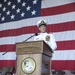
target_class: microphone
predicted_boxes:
[35,33,38,36]
[23,33,38,42]
[2,33,38,55]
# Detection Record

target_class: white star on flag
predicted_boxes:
[16,8,21,13]
[8,1,11,6]
[21,12,25,17]
[1,16,5,21]
[22,2,26,7]
[33,0,37,5]
[12,5,16,9]
[11,15,15,19]
[31,10,36,15]
[17,0,21,3]
[26,6,31,11]
[0,4,2,8]
[4,0,7,2]
[3,7,6,11]
[6,11,10,15]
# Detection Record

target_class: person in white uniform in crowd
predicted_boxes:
[34,19,57,51]
[34,19,57,75]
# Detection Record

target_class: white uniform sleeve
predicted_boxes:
[47,34,57,51]
[34,33,57,51]
[34,36,40,41]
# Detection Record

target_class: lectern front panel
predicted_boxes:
[16,54,42,75]
[16,41,52,75]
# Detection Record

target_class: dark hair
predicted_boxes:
[24,60,29,65]
[39,24,46,27]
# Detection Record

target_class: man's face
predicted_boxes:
[39,25,46,33]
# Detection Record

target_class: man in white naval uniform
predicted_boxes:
[34,19,57,75]
[34,19,57,51]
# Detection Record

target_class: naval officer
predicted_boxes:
[34,19,57,51]
[34,19,57,75]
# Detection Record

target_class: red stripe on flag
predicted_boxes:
[52,60,75,70]
[0,60,75,70]
[0,60,16,68]
[0,44,15,52]
[47,21,75,32]
[0,26,39,37]
[0,21,75,37]
[41,3,75,16]
[56,40,75,50]
[0,40,75,52]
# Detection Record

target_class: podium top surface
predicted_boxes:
[16,41,53,57]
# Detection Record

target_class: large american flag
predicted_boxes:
[0,0,75,71]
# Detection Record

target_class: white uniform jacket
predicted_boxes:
[34,32,57,51]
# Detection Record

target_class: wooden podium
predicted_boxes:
[16,41,53,75]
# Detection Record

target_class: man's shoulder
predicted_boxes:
[47,32,54,35]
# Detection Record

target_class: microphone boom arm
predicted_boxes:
[23,34,35,42]
[2,33,37,55]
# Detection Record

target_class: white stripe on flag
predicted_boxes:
[0,12,75,31]
[52,50,75,60]
[53,30,75,41]
[0,30,75,45]
[0,52,16,60]
[42,0,75,8]
[0,50,75,60]
[0,34,34,45]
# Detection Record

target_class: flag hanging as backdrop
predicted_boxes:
[0,0,75,70]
